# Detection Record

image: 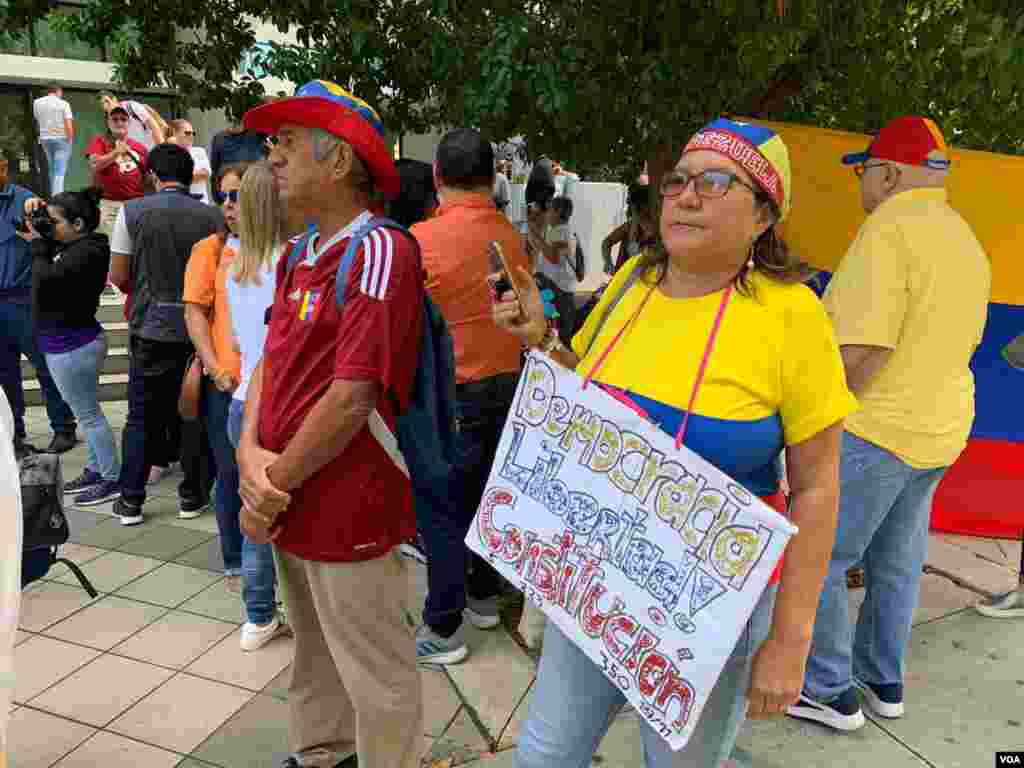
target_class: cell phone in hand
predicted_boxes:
[487,241,522,306]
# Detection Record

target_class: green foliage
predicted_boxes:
[4,0,1022,169]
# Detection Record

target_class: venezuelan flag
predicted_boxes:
[763,120,1024,539]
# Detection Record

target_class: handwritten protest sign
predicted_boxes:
[466,352,798,751]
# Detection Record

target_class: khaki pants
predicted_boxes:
[97,199,123,238]
[277,547,422,768]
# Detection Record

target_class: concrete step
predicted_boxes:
[24,372,128,406]
[22,346,130,378]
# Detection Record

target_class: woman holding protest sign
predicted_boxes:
[493,118,856,767]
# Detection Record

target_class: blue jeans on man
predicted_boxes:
[40,139,72,196]
[418,373,516,634]
[803,432,946,702]
[0,300,75,443]
[227,397,279,626]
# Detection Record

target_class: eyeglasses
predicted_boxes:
[219,190,240,205]
[660,169,757,200]
[853,162,891,178]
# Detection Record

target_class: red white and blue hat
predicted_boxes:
[243,80,399,199]
[841,115,951,171]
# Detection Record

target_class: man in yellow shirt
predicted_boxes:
[788,117,991,731]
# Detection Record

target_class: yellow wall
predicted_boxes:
[761,120,1024,306]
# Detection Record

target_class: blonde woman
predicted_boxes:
[224,162,294,651]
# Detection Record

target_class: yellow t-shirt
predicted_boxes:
[572,257,856,496]
[823,188,991,468]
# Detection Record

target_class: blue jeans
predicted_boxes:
[0,300,75,441]
[418,374,516,632]
[204,381,243,575]
[515,586,778,768]
[41,138,72,195]
[804,432,947,700]
[44,333,119,481]
[228,397,279,625]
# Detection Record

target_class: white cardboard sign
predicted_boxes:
[466,352,798,751]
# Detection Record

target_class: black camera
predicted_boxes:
[14,209,56,239]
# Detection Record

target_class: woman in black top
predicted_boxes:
[27,187,121,506]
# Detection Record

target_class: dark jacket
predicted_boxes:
[0,183,37,300]
[31,233,110,332]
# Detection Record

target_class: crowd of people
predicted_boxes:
[0,75,994,768]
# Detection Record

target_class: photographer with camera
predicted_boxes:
[0,153,77,460]
[23,188,121,506]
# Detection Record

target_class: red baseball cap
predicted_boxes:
[244,80,400,199]
[842,116,951,170]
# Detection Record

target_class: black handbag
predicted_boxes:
[20,452,69,550]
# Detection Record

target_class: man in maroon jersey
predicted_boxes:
[238,81,423,768]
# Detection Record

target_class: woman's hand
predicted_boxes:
[215,372,238,394]
[746,634,810,719]
[492,265,547,348]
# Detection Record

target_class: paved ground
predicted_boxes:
[11,404,1024,767]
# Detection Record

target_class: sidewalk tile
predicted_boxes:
[115,610,238,668]
[52,550,163,592]
[115,563,224,608]
[191,693,290,767]
[65,507,104,538]
[108,672,253,753]
[445,625,536,746]
[174,538,227,574]
[16,629,33,646]
[164,512,221,535]
[186,630,293,691]
[53,731,181,768]
[872,610,1024,768]
[590,711,642,766]
[179,580,246,623]
[115,525,216,560]
[19,581,100,631]
[44,594,167,650]
[736,714,931,767]
[462,750,517,767]
[72,517,152,550]
[494,682,533,751]
[912,573,980,624]
[422,666,462,736]
[442,704,491,752]
[926,536,1018,595]
[55,543,108,564]
[30,654,173,727]
[262,664,290,700]
[13,635,100,702]
[5,708,96,768]
[937,533,1021,569]
[135,494,191,527]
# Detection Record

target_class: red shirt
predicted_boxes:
[259,218,424,562]
[85,135,148,201]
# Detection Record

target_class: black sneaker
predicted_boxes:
[179,496,209,520]
[74,480,121,507]
[45,432,77,454]
[64,468,103,495]
[786,687,865,731]
[114,497,144,526]
[854,678,904,718]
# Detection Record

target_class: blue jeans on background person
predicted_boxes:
[41,138,72,195]
[803,432,947,701]
[418,373,516,633]
[227,397,278,625]
[514,586,778,768]
[0,300,75,441]
[204,382,243,576]
[44,333,119,481]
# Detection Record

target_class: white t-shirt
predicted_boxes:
[122,101,157,149]
[33,94,73,141]
[536,223,577,293]
[188,147,212,204]
[0,389,22,757]
[226,247,279,403]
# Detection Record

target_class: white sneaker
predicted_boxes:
[240,614,292,652]
[974,587,1024,619]
[465,596,501,630]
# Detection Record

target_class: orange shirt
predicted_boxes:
[183,234,241,381]
[412,196,529,384]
